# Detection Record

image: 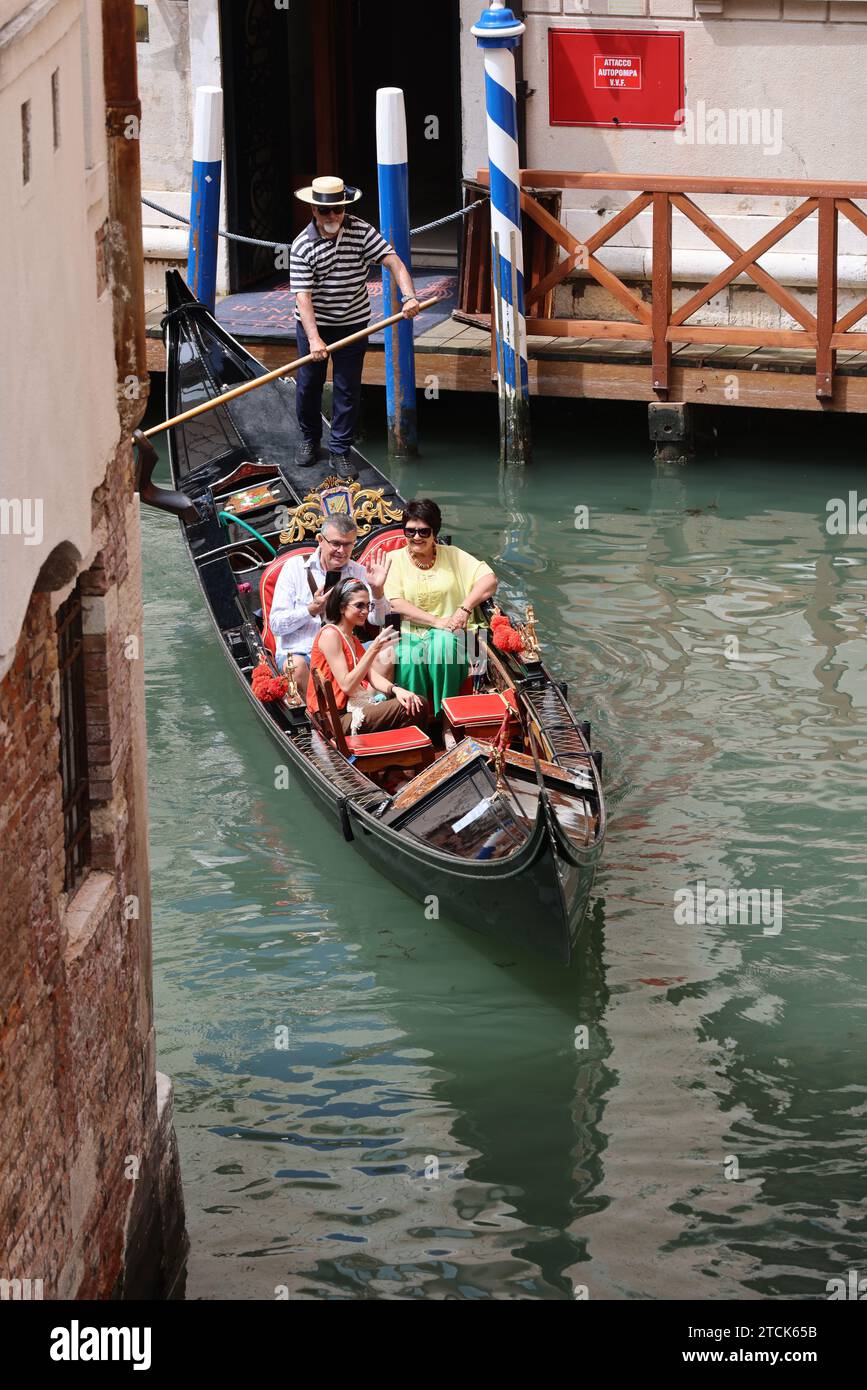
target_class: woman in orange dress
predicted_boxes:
[307,578,425,734]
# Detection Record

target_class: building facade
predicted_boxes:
[0,0,185,1298]
[460,1,867,327]
[136,0,867,327]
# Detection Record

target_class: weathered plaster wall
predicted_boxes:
[137,0,191,190]
[0,0,118,679]
[459,0,867,308]
[137,0,228,294]
[462,1,867,185]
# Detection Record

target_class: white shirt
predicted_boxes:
[268,550,387,666]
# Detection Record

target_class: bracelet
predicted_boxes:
[460,604,472,615]
[400,292,417,303]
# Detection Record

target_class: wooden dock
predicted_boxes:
[145,297,867,414]
[145,167,867,416]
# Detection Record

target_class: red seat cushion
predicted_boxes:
[346,725,432,757]
[354,528,407,566]
[259,545,316,656]
[442,691,517,727]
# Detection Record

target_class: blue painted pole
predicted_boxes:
[187,85,223,311]
[472,3,531,463]
[376,87,418,457]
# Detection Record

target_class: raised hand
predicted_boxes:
[365,553,389,592]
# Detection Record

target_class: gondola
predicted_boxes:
[138,270,606,964]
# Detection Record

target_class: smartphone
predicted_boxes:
[384,612,402,634]
[323,569,342,592]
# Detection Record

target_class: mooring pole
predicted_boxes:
[187,85,223,311]
[376,87,418,457]
[472,2,531,464]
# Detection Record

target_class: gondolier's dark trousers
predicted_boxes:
[295,319,368,457]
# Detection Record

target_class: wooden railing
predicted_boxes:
[471,169,867,401]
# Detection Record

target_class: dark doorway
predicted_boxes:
[219,0,462,290]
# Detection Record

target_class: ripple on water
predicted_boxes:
[143,425,867,1300]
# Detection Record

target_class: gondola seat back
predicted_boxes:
[311,670,435,775]
[355,527,407,567]
[442,689,519,744]
[259,545,316,658]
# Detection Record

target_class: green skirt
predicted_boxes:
[394,628,470,716]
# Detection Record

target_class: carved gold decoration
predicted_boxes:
[519,603,541,663]
[279,480,403,545]
[492,740,507,797]
[281,656,304,708]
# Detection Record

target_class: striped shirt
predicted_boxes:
[290,216,394,326]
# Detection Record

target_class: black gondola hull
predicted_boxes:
[158,271,605,965]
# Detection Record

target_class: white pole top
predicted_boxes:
[376,87,408,166]
[192,85,223,164]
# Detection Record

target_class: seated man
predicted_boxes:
[268,513,388,694]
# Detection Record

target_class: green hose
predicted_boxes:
[217,511,277,558]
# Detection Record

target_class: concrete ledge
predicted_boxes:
[62,870,115,965]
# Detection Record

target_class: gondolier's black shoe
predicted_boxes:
[329,452,359,481]
[295,439,320,467]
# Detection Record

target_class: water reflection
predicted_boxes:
[144,400,867,1300]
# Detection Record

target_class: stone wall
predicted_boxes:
[0,436,186,1300]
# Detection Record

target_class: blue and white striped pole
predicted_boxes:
[187,85,223,311]
[472,2,531,463]
[376,87,418,457]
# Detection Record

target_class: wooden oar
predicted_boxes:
[142,296,442,440]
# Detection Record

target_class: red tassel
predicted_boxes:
[491,612,523,653]
[252,657,288,703]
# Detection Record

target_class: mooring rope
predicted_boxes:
[141,196,488,250]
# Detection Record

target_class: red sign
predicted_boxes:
[549,29,684,130]
[594,55,641,91]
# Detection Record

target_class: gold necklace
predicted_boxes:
[409,545,437,571]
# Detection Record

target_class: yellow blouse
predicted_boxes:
[385,543,494,635]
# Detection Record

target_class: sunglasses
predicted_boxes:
[349,600,370,611]
[314,206,346,216]
[403,525,433,539]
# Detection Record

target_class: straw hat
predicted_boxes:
[294,175,362,208]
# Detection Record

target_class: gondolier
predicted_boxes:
[290,175,420,479]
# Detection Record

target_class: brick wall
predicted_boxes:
[0,437,185,1300]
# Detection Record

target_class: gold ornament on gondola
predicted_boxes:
[278,480,403,545]
[519,604,541,663]
[281,657,304,707]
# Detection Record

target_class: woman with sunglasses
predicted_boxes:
[306,579,426,734]
[383,498,498,716]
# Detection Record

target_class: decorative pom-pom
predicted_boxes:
[491,612,523,652]
[252,657,288,702]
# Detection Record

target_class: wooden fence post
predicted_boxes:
[816,197,838,400]
[652,192,672,396]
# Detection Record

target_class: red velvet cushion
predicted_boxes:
[442,691,517,726]
[259,545,316,656]
[346,725,432,756]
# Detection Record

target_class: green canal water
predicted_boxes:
[143,393,867,1300]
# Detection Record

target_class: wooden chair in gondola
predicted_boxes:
[310,669,435,776]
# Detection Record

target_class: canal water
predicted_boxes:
[142,391,867,1300]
